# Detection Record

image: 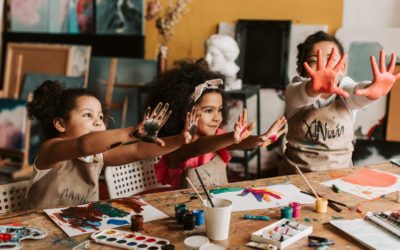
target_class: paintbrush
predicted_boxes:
[293,164,321,201]
[301,190,348,208]
[186,177,205,203]
[194,169,215,207]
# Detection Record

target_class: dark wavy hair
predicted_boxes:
[296,31,344,77]
[27,80,108,139]
[146,59,229,137]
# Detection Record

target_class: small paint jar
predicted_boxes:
[161,244,175,250]
[289,202,301,218]
[130,214,144,231]
[315,198,328,213]
[280,206,293,220]
[176,208,188,225]
[192,209,205,226]
[183,211,195,230]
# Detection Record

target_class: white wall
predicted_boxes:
[343,0,400,27]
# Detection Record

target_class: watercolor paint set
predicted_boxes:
[91,229,170,249]
[251,218,312,249]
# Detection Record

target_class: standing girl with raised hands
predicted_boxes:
[25,80,197,210]
[282,31,400,174]
[147,60,287,189]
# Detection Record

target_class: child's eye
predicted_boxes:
[83,113,92,118]
[205,109,213,113]
[99,115,104,120]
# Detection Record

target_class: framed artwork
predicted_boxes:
[236,20,291,89]
[10,0,49,33]
[2,43,91,98]
[95,0,144,35]
[0,98,27,153]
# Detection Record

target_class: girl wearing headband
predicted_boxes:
[146,59,287,189]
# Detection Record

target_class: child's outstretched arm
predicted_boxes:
[355,51,400,100]
[102,107,200,166]
[166,109,253,168]
[35,103,178,169]
[227,116,287,150]
[304,47,349,98]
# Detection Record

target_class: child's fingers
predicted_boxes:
[243,108,248,126]
[326,47,337,68]
[184,112,190,130]
[395,72,400,81]
[334,86,349,98]
[303,62,315,77]
[143,106,151,121]
[388,53,396,73]
[333,53,347,72]
[150,102,163,119]
[355,88,368,96]
[379,50,386,73]
[317,49,323,70]
[155,138,165,147]
[370,56,379,79]
[157,103,170,120]
[160,110,172,128]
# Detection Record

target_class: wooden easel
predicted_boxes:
[104,58,129,128]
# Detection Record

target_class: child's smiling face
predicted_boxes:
[58,95,106,139]
[195,92,223,136]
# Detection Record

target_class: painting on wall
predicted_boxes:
[44,197,168,237]
[95,0,144,35]
[10,0,49,33]
[0,99,27,152]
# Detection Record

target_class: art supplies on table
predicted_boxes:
[209,183,315,212]
[44,197,168,237]
[322,168,400,199]
[91,229,170,249]
[390,159,400,166]
[250,218,313,249]
[329,210,400,250]
[0,225,47,250]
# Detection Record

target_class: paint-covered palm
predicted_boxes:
[233,109,254,143]
[356,51,400,100]
[181,107,200,144]
[304,47,349,98]
[259,116,287,147]
[132,102,172,147]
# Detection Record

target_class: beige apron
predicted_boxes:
[183,155,228,189]
[282,96,354,174]
[24,154,104,210]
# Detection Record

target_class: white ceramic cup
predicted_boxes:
[203,198,232,241]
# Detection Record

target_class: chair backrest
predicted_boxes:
[105,157,170,199]
[0,180,30,214]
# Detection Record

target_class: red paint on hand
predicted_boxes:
[268,135,277,143]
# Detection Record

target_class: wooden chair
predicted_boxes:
[105,157,170,199]
[0,180,30,214]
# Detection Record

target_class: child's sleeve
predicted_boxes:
[285,76,320,119]
[340,77,374,109]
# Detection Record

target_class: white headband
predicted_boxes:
[191,79,223,102]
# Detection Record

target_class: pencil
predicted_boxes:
[301,190,348,208]
[194,169,215,207]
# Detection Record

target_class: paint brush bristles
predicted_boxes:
[293,164,320,200]
[194,169,215,207]
[186,177,205,203]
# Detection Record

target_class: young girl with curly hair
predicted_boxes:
[282,31,400,174]
[147,59,287,189]
[25,80,197,209]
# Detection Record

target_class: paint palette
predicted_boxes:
[91,229,170,249]
[0,225,47,250]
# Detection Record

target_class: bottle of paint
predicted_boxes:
[130,214,144,231]
[289,202,301,218]
[280,206,293,220]
[183,211,195,230]
[315,198,328,213]
[193,209,205,226]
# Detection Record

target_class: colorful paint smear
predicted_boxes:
[44,197,168,237]
[341,169,397,187]
[239,188,282,202]
[0,226,46,249]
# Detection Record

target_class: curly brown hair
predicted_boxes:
[296,31,344,77]
[27,80,108,139]
[146,59,229,137]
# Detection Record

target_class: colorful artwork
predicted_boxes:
[76,0,94,33]
[322,168,400,199]
[44,197,168,237]
[10,0,49,32]
[96,0,144,35]
[209,183,315,212]
[0,226,46,249]
[0,99,27,152]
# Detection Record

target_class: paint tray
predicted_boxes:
[91,229,170,249]
[251,218,312,249]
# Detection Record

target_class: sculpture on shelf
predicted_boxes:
[205,34,242,91]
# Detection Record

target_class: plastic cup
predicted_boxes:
[203,198,232,240]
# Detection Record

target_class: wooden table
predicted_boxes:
[1,162,400,249]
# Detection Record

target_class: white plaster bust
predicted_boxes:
[205,34,242,91]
